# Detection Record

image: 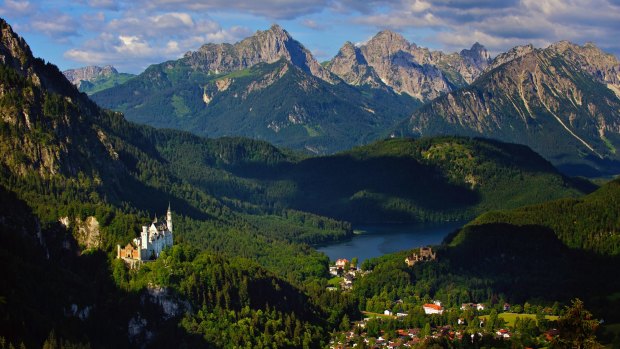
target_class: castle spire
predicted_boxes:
[166,203,173,233]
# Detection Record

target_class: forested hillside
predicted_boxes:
[467,177,620,254]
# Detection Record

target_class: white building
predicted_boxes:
[118,204,174,261]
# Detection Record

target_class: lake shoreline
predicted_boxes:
[317,221,466,263]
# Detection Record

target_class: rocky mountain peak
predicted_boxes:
[547,41,620,93]
[488,44,536,71]
[335,41,367,65]
[184,24,333,82]
[365,30,412,55]
[0,18,34,75]
[460,42,491,69]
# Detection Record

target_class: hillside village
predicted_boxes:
[330,299,562,348]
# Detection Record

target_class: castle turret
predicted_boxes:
[141,226,148,249]
[166,203,173,233]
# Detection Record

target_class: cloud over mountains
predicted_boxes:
[1,0,618,73]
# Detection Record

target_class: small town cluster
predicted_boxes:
[330,299,562,349]
[328,247,561,348]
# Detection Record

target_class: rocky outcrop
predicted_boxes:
[326,30,491,102]
[63,65,118,87]
[59,216,102,250]
[324,41,384,88]
[487,44,536,71]
[183,24,333,82]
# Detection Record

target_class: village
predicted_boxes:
[327,247,562,348]
[329,299,562,349]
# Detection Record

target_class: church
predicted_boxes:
[117,204,174,261]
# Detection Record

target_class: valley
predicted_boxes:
[0,12,619,349]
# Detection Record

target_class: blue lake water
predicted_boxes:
[317,221,465,263]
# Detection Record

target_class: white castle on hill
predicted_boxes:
[117,204,173,261]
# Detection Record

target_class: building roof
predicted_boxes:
[423,304,443,310]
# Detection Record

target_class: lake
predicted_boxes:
[317,221,465,263]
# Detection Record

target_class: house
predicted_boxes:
[396,312,408,318]
[476,303,486,311]
[458,318,465,325]
[423,303,444,315]
[503,303,511,311]
[496,329,511,338]
[335,258,349,268]
[384,310,393,316]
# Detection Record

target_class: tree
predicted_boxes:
[552,299,603,349]
[339,314,350,331]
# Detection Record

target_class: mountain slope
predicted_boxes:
[177,136,593,224]
[0,17,346,348]
[325,30,491,102]
[396,41,620,176]
[466,177,620,254]
[92,60,419,154]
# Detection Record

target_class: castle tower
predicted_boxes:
[141,226,148,250]
[166,202,173,233]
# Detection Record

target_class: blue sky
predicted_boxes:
[1,0,619,74]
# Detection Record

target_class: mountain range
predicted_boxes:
[396,41,620,176]
[63,65,135,95]
[83,25,620,176]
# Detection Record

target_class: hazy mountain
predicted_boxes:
[63,65,135,95]
[396,41,620,176]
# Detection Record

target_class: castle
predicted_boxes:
[117,205,174,261]
[405,246,436,267]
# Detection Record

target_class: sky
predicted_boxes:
[1,0,619,74]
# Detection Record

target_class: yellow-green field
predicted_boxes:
[479,313,559,327]
[362,311,397,319]
[327,276,342,286]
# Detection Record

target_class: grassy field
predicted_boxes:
[480,313,559,327]
[362,311,397,319]
[327,276,342,287]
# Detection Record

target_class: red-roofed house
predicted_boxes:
[423,303,444,315]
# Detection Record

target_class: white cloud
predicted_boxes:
[30,13,80,40]
[0,0,35,17]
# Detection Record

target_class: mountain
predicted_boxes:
[166,136,592,226]
[466,176,620,254]
[183,24,333,82]
[63,65,118,85]
[91,26,420,154]
[396,41,620,176]
[63,65,135,95]
[325,30,491,102]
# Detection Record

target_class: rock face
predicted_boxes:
[59,216,102,250]
[326,30,491,102]
[398,41,620,176]
[324,41,384,88]
[63,65,118,87]
[183,24,333,82]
